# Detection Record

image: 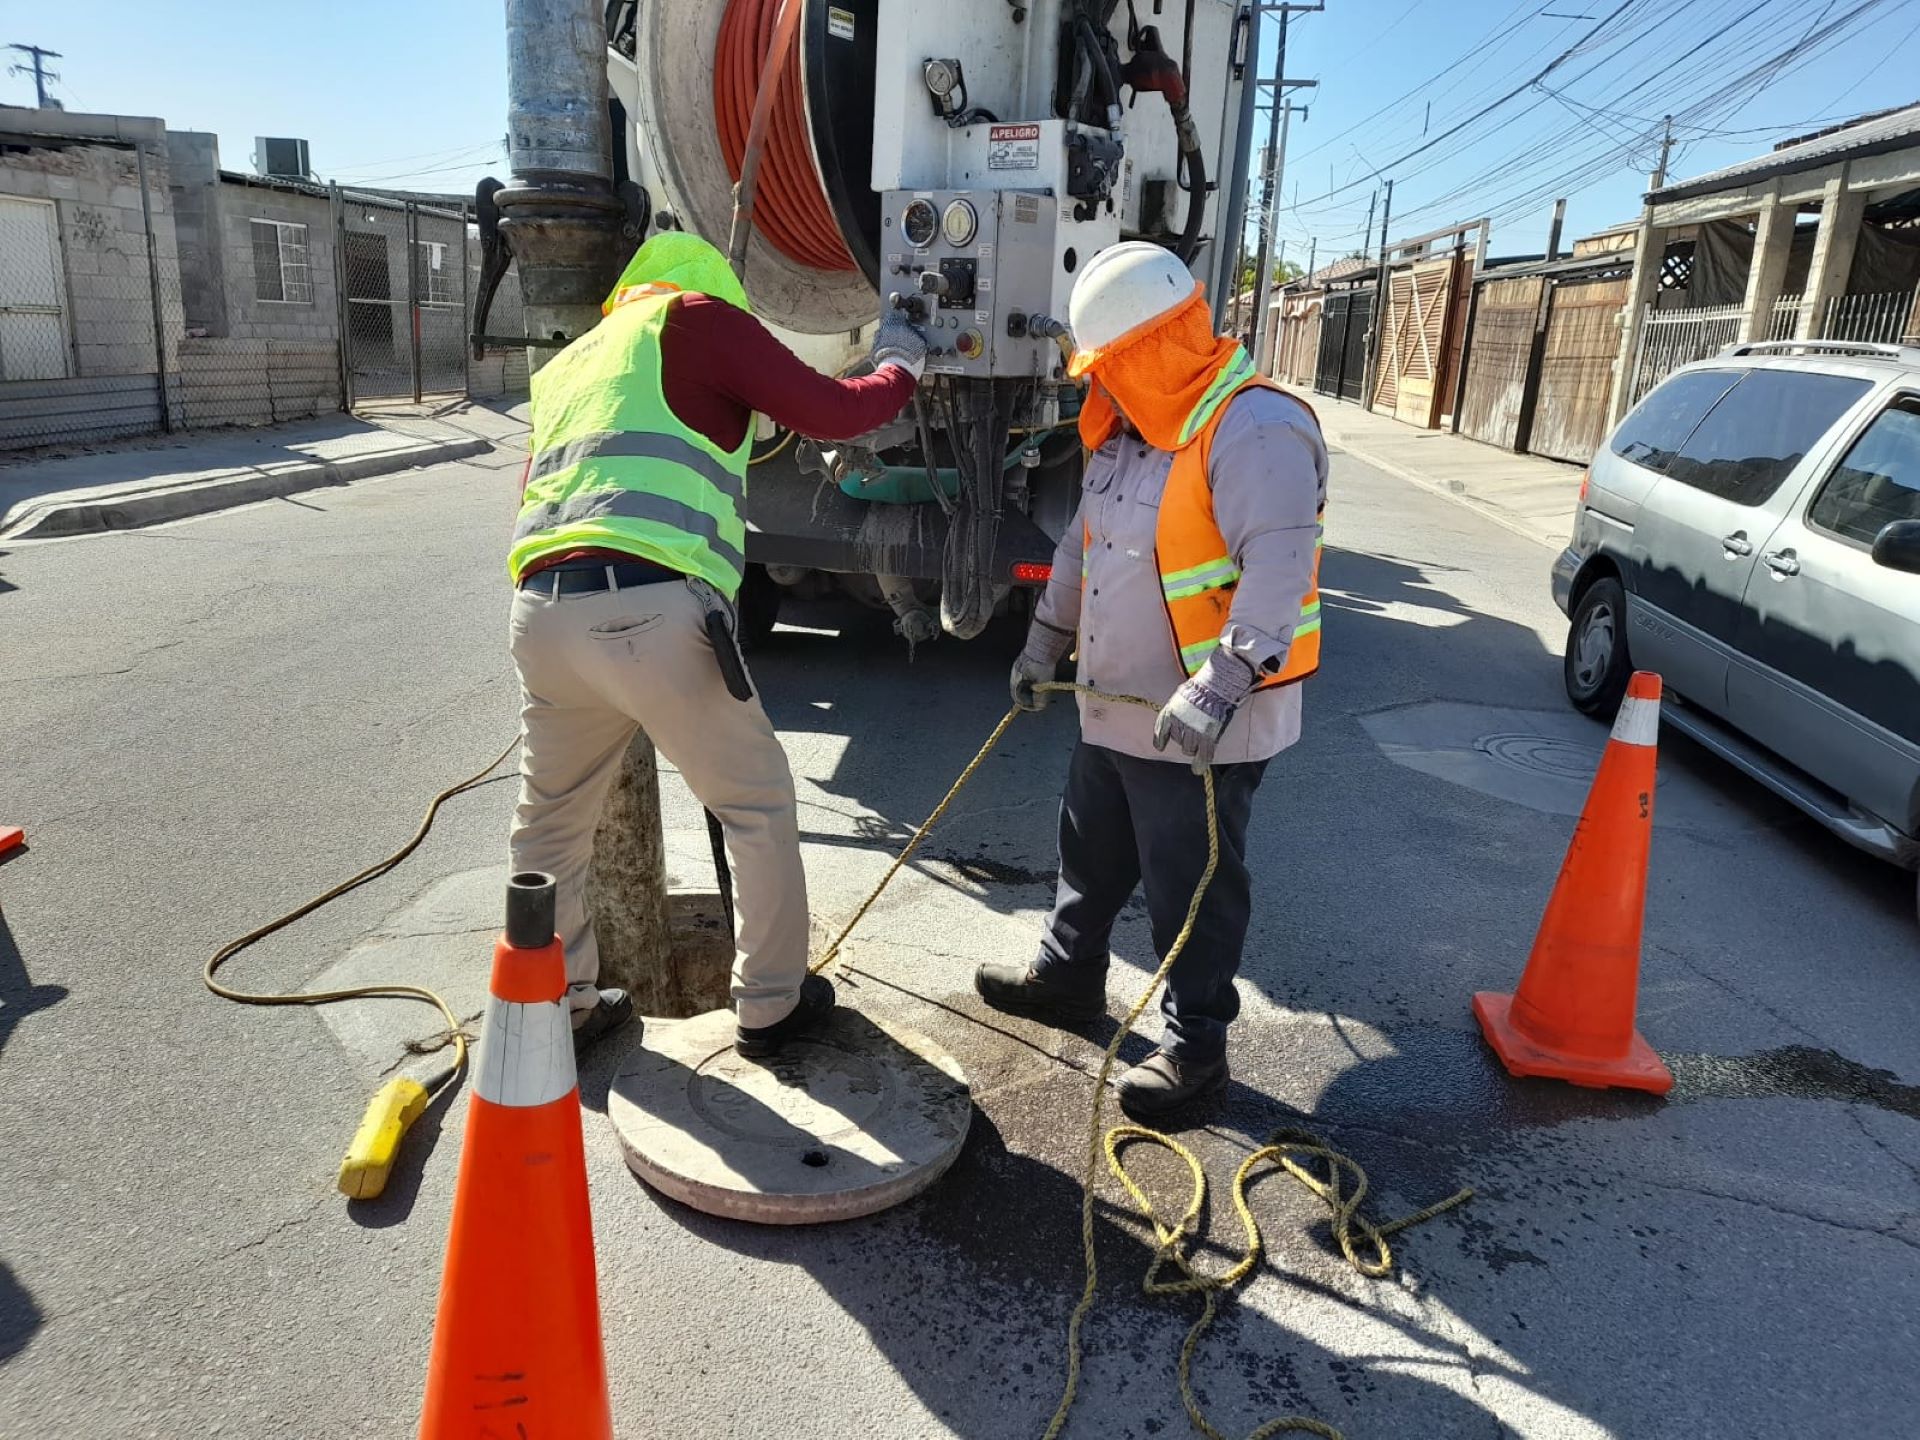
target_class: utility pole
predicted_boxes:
[1305,236,1316,285]
[498,0,672,989]
[6,44,62,109]
[1365,177,1393,411]
[1651,114,1674,189]
[1247,3,1319,341]
[1546,196,1567,262]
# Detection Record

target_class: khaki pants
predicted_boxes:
[508,576,809,1029]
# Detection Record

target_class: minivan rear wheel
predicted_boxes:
[1565,576,1632,718]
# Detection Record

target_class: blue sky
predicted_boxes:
[7,1,1917,260]
[1252,0,1920,268]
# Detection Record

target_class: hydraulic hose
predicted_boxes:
[1172,104,1206,265]
[715,0,855,272]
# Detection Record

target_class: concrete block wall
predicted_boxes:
[0,126,185,447]
[177,336,339,427]
[218,185,339,343]
[0,139,183,381]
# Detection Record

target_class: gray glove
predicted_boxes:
[871,318,929,381]
[1010,619,1075,711]
[1153,649,1256,772]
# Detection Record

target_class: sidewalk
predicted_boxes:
[1315,396,1582,551]
[0,400,528,541]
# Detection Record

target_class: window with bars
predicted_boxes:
[412,240,456,307]
[251,219,313,304]
[0,194,72,381]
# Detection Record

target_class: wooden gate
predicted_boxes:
[1530,272,1631,464]
[1373,255,1459,428]
[1456,275,1545,450]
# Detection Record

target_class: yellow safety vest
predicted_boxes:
[509,287,751,597]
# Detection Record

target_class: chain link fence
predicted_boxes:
[1,142,531,456]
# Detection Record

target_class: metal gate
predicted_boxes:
[338,190,471,405]
[1314,289,1371,403]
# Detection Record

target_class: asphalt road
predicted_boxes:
[1,429,1916,1439]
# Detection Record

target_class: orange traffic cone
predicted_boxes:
[419,871,612,1439]
[0,826,23,856]
[1473,671,1673,1095]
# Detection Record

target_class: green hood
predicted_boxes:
[607,233,751,312]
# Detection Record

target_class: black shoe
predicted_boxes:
[572,988,636,1055]
[735,974,836,1057]
[1114,1049,1228,1119]
[973,962,1107,1024]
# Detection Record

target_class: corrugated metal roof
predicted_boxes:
[1652,101,1920,202]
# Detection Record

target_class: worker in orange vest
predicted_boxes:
[976,242,1327,1117]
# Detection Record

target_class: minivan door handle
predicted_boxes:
[1763,548,1801,578]
[1721,531,1754,557]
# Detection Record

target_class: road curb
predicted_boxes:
[0,435,495,541]
[1322,425,1569,553]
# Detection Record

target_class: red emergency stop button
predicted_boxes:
[955,329,984,359]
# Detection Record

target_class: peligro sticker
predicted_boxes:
[988,123,1041,171]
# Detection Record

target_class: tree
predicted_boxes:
[1237,253,1306,292]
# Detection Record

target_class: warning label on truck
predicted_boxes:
[987,124,1041,171]
[827,7,855,40]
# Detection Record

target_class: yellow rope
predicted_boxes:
[202,735,521,1100]
[810,682,1473,1440]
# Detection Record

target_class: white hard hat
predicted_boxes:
[1066,242,1199,374]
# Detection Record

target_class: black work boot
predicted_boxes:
[735,974,836,1058]
[1114,1049,1229,1119]
[974,962,1107,1025]
[572,988,637,1056]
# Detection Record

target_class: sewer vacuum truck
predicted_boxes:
[478,0,1258,649]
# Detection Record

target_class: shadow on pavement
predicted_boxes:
[723,539,1920,1436]
[0,905,66,1062]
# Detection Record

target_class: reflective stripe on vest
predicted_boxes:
[508,291,751,596]
[1155,370,1324,689]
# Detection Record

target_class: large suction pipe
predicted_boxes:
[499,0,631,366]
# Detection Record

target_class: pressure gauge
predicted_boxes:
[924,59,960,101]
[901,198,939,249]
[941,199,979,248]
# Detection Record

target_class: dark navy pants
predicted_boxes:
[1033,741,1268,1063]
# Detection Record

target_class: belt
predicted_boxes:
[517,557,684,596]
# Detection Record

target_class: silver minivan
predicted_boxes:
[1551,340,1920,918]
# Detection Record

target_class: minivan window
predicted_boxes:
[1808,395,1920,545]
[1609,369,1740,473]
[1662,369,1870,505]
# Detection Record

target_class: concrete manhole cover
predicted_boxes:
[1474,732,1602,782]
[1359,701,1759,829]
[608,1008,971,1225]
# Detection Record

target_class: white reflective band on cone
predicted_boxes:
[1610,694,1660,748]
[472,996,576,1108]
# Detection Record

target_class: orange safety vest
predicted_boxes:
[1148,358,1323,687]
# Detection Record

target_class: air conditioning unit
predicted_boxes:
[253,137,312,181]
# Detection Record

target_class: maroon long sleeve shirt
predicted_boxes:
[520,293,915,576]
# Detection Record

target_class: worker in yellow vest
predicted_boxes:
[975,242,1327,1118]
[509,233,924,1057]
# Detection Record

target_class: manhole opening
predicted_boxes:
[800,1149,829,1168]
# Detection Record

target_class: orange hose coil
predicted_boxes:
[715,0,857,272]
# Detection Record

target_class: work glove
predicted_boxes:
[870,318,930,381]
[1010,619,1075,711]
[1153,649,1256,773]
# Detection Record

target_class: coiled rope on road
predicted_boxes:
[811,682,1475,1440]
